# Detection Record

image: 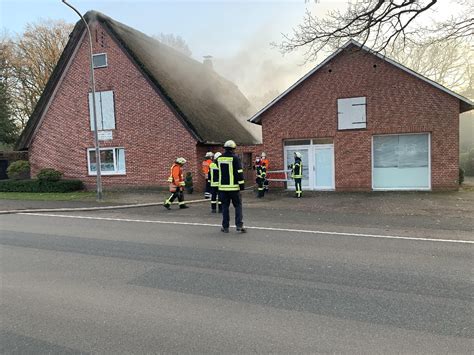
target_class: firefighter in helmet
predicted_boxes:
[290,152,303,198]
[255,157,266,198]
[208,152,222,213]
[217,140,246,233]
[261,152,269,192]
[164,157,189,209]
[202,152,214,199]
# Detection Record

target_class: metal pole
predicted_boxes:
[62,0,103,201]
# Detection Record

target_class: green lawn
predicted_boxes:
[0,192,96,201]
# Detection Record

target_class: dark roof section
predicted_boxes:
[249,39,474,125]
[17,11,258,150]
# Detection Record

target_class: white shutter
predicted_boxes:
[89,92,103,131]
[338,97,366,130]
[100,91,115,129]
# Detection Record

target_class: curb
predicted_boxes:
[0,198,209,215]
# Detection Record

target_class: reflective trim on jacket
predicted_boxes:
[208,162,219,187]
[217,153,245,191]
[291,160,303,179]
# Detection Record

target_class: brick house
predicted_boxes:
[16,11,261,190]
[249,40,473,191]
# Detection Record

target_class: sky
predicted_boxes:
[1,0,314,59]
[0,0,469,103]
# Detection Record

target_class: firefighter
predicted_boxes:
[255,157,266,198]
[290,152,303,198]
[261,152,270,192]
[208,152,222,213]
[202,152,214,199]
[217,140,246,233]
[163,157,189,209]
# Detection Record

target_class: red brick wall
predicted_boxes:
[259,48,460,191]
[29,22,204,190]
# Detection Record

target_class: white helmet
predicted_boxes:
[261,152,266,158]
[223,140,237,149]
[205,151,214,158]
[214,152,222,160]
[294,152,302,158]
[176,157,186,164]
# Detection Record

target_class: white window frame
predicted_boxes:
[371,133,431,191]
[87,147,126,176]
[337,96,367,130]
[92,53,108,68]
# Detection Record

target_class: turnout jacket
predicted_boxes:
[167,163,185,192]
[217,151,245,191]
[291,158,303,179]
[208,162,220,188]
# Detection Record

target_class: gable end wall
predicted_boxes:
[29,22,202,189]
[260,48,460,191]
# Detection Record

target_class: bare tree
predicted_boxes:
[390,38,473,94]
[1,19,73,130]
[278,0,473,61]
[153,33,192,57]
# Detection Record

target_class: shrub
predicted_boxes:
[7,160,30,180]
[37,168,63,182]
[0,179,84,192]
[459,168,465,185]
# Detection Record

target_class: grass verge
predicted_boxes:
[0,192,96,201]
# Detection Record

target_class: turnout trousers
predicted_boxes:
[294,178,302,198]
[220,190,243,229]
[165,189,185,207]
[210,186,222,212]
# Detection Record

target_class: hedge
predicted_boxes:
[0,179,84,192]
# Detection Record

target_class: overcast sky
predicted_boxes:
[1,0,468,101]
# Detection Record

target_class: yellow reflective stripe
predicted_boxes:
[237,169,243,173]
[238,180,244,184]
[219,186,239,191]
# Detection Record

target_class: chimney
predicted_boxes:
[203,55,213,69]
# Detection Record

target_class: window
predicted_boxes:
[372,134,430,190]
[88,90,115,130]
[337,97,366,130]
[87,148,126,175]
[92,53,107,68]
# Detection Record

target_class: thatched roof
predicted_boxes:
[17,11,260,150]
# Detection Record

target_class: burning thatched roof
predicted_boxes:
[17,11,260,150]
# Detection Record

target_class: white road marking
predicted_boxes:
[18,212,474,244]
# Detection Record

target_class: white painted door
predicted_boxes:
[313,145,335,190]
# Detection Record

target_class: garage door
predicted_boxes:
[372,133,430,190]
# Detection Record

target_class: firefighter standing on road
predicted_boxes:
[255,157,266,198]
[208,152,222,213]
[202,152,214,199]
[261,152,270,192]
[290,152,303,198]
[217,140,246,233]
[164,157,189,209]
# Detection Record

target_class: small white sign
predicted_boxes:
[98,130,113,141]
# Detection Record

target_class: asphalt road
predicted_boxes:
[1,206,473,353]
